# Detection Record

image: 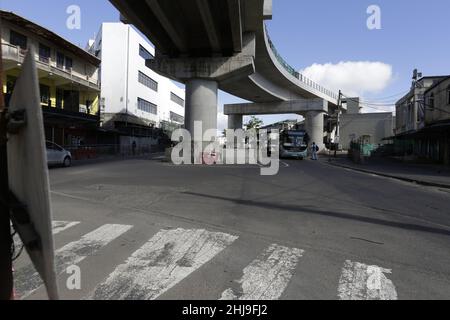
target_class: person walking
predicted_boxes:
[311,142,319,160]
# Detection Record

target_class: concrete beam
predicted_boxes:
[227,0,243,53]
[145,0,188,52]
[147,33,255,82]
[147,55,254,83]
[196,0,221,53]
[224,98,327,116]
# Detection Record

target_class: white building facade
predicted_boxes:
[88,22,185,131]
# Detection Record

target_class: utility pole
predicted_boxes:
[334,90,342,158]
[0,20,14,299]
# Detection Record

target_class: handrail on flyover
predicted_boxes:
[264,24,339,101]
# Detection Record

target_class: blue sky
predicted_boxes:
[2,0,450,127]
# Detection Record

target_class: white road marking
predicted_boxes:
[220,244,303,300]
[15,224,132,299]
[281,161,290,168]
[12,220,80,251]
[338,260,398,300]
[87,228,238,300]
[52,221,81,235]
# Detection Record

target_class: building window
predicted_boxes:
[39,44,51,63]
[10,30,27,50]
[138,71,158,91]
[170,92,185,107]
[65,56,73,71]
[428,93,435,111]
[170,111,184,123]
[57,52,65,69]
[137,98,157,115]
[139,45,154,61]
[56,52,73,71]
[39,84,51,107]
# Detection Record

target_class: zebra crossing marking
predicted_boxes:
[52,221,80,235]
[12,221,401,300]
[220,244,303,300]
[338,260,398,300]
[14,223,132,299]
[13,220,81,249]
[86,228,238,300]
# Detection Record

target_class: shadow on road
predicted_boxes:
[183,192,450,237]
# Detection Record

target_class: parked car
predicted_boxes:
[46,141,72,167]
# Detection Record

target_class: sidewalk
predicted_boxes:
[322,154,450,189]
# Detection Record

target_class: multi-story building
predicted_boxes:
[1,10,101,147]
[420,77,450,164]
[394,71,450,161]
[395,74,448,137]
[87,22,185,138]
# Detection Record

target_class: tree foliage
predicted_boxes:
[244,116,264,130]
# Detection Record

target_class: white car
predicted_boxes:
[46,141,72,167]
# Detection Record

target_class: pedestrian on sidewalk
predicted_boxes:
[311,142,319,161]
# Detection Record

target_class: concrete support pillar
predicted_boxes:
[228,114,243,130]
[305,111,325,152]
[185,79,218,144]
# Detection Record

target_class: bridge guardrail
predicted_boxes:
[264,24,339,101]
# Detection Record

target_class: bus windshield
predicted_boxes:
[281,131,308,148]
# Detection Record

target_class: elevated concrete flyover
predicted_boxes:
[109,0,344,150]
[225,99,328,148]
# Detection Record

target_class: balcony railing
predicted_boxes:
[264,24,339,101]
[2,42,100,90]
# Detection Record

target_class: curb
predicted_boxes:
[324,161,450,190]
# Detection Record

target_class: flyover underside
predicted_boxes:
[219,74,285,103]
[109,0,339,150]
[111,0,241,57]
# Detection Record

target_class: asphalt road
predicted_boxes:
[13,157,450,300]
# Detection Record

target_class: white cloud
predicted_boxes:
[300,61,393,98]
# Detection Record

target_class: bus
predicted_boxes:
[279,130,309,159]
